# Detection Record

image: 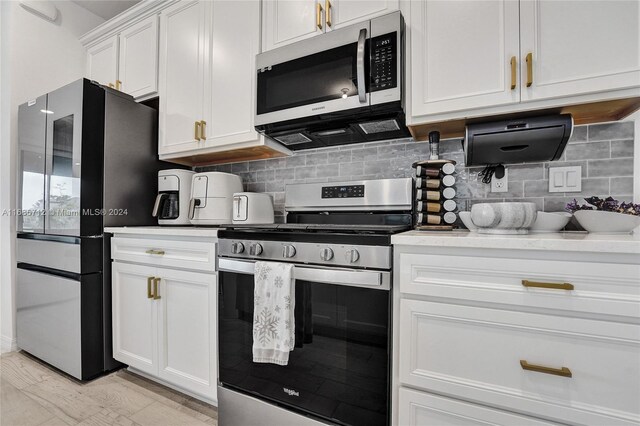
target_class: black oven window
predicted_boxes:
[219,271,389,426]
[257,42,366,115]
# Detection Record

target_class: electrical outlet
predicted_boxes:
[491,168,508,193]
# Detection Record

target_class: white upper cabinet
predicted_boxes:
[262,0,323,51]
[262,0,399,51]
[118,15,159,99]
[86,35,119,88]
[410,0,520,117]
[328,0,399,30]
[203,0,261,147]
[520,0,640,101]
[158,1,209,156]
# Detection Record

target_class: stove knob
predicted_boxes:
[320,247,334,261]
[345,249,360,264]
[249,243,263,256]
[282,244,296,258]
[231,242,245,254]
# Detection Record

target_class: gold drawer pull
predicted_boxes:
[153,277,161,300]
[525,52,533,87]
[116,80,122,91]
[195,121,201,141]
[520,360,572,378]
[200,120,207,139]
[145,249,165,255]
[316,2,323,30]
[325,0,332,27]
[522,280,574,290]
[510,56,517,90]
[147,277,154,299]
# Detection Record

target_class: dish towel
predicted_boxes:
[253,261,295,365]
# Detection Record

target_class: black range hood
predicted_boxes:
[256,102,411,151]
[464,114,573,166]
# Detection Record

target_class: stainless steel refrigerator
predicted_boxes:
[16,79,163,380]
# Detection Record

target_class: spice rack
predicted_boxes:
[412,159,457,230]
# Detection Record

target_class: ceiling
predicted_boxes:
[71,0,141,20]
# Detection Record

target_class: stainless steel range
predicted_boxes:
[217,178,412,426]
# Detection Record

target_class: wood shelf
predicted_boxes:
[408,97,640,141]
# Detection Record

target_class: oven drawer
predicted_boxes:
[398,388,557,426]
[398,252,640,319]
[398,299,640,426]
[111,236,216,272]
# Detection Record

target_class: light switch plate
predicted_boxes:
[548,166,582,193]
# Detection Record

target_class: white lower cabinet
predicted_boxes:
[111,236,218,404]
[393,246,640,426]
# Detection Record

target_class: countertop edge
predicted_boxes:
[104,226,221,238]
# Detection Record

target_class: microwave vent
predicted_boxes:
[274,133,312,146]
[359,119,400,134]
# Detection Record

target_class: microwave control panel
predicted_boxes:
[322,185,365,198]
[370,32,397,92]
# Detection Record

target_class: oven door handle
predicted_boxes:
[356,27,367,104]
[218,258,389,290]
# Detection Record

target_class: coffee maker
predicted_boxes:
[152,169,195,225]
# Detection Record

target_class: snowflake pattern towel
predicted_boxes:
[253,261,295,365]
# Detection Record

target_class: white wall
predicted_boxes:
[0,1,104,353]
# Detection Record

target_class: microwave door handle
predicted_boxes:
[356,28,367,103]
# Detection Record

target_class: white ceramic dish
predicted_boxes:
[530,211,572,233]
[470,202,537,235]
[459,211,478,232]
[574,210,640,234]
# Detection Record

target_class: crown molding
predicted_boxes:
[79,0,179,46]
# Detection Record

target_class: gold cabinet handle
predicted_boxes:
[200,120,207,140]
[115,80,122,91]
[108,83,115,88]
[153,278,161,300]
[510,56,517,90]
[520,360,572,378]
[522,280,574,291]
[325,0,332,27]
[147,277,154,299]
[525,52,533,87]
[194,121,201,141]
[145,249,166,255]
[316,2,323,30]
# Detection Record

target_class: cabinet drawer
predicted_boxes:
[111,237,216,272]
[398,388,556,426]
[399,252,640,319]
[399,299,640,425]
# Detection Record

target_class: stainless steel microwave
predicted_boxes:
[255,11,409,150]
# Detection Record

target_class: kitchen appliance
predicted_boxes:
[217,178,413,426]
[16,79,162,380]
[232,192,275,224]
[464,114,573,166]
[255,11,409,150]
[189,172,243,225]
[152,169,195,225]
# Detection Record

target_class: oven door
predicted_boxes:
[218,258,390,426]
[255,21,370,127]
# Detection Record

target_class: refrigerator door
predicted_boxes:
[17,96,47,233]
[44,80,85,236]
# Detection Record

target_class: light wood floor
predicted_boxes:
[0,351,218,426]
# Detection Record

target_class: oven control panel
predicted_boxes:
[322,185,365,199]
[370,32,397,92]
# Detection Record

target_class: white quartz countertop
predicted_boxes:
[392,230,640,255]
[105,226,221,238]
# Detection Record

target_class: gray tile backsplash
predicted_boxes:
[198,121,635,222]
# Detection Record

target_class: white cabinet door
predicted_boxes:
[520,0,640,102]
[159,1,208,155]
[118,15,159,99]
[86,35,118,87]
[203,0,261,147]
[157,268,217,401]
[328,0,398,30]
[410,0,520,117]
[262,0,323,52]
[112,262,158,376]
